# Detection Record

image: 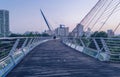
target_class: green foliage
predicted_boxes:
[10,33,24,37]
[24,32,41,37]
[41,33,50,37]
[9,32,50,37]
[91,31,108,37]
[82,38,90,47]
[88,31,108,50]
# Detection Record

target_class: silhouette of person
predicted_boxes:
[53,36,56,39]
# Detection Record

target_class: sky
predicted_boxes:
[0,0,98,33]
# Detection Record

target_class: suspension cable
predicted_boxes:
[114,22,120,33]
[80,0,102,26]
[98,0,120,31]
[91,0,113,31]
[84,0,108,30]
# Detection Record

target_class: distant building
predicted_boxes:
[24,31,31,35]
[107,29,114,37]
[71,23,84,37]
[44,30,53,36]
[24,31,40,35]
[55,24,69,37]
[85,28,91,38]
[0,10,10,37]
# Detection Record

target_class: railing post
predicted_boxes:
[27,38,34,47]
[37,37,40,43]
[66,37,68,43]
[64,37,68,43]
[34,37,39,44]
[35,37,38,43]
[62,37,66,43]
[62,37,68,45]
[21,38,28,55]
[92,38,101,58]
[31,38,35,45]
[70,37,73,46]
[31,38,36,45]
[101,38,110,61]
[79,38,85,47]
[22,38,28,48]
[9,39,20,65]
[74,37,77,49]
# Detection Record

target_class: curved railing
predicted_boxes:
[0,37,51,77]
[62,37,120,62]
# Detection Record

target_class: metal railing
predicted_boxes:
[62,37,120,62]
[0,37,51,77]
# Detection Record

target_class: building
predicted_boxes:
[107,29,114,37]
[55,24,69,37]
[0,10,10,37]
[24,31,40,35]
[44,30,54,36]
[85,28,91,38]
[71,23,84,37]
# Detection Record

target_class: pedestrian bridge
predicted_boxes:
[0,37,120,77]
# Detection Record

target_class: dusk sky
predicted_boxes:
[0,0,98,33]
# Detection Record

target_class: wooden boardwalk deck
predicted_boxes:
[7,40,120,77]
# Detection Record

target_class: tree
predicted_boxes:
[91,31,108,37]
[88,31,108,49]
[10,33,24,37]
[41,33,50,37]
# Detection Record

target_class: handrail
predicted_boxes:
[0,37,51,77]
[62,37,120,61]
